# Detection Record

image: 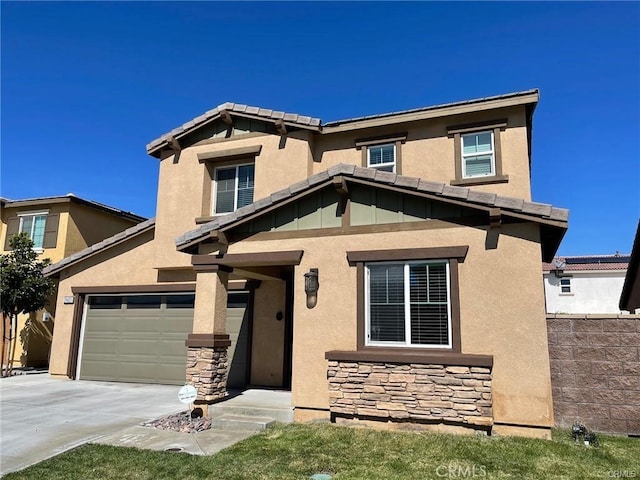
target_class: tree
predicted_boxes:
[1,233,55,377]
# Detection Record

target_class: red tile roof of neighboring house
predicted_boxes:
[543,255,630,272]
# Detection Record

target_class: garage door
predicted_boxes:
[80,294,195,385]
[79,292,250,386]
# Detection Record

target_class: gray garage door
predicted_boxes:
[79,292,250,386]
[80,294,195,385]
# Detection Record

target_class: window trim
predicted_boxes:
[448,120,508,186]
[560,277,572,294]
[348,246,466,353]
[17,211,48,250]
[365,260,452,349]
[366,143,397,173]
[212,162,255,215]
[461,130,495,179]
[355,132,407,174]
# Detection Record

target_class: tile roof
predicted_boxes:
[1,194,146,223]
[146,102,322,154]
[43,218,156,276]
[176,163,569,251]
[543,255,630,272]
[146,89,539,155]
[323,89,539,127]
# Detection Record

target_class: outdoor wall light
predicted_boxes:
[304,268,319,309]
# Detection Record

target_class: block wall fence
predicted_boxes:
[547,314,640,435]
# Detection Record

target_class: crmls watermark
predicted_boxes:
[435,464,487,478]
[609,471,637,478]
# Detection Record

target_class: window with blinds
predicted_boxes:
[214,163,255,214]
[367,144,396,172]
[366,261,451,348]
[461,131,495,178]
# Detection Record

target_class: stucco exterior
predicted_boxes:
[45,90,566,438]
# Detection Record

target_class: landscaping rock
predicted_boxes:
[141,410,212,434]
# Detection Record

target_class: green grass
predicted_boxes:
[4,424,639,480]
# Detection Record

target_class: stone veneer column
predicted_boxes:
[186,265,230,404]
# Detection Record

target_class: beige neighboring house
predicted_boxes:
[44,89,568,439]
[1,195,146,368]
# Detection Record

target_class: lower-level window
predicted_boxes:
[366,261,451,348]
[560,277,571,294]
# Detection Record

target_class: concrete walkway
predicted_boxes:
[0,375,292,475]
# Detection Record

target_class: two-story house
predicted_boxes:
[1,195,145,368]
[44,89,568,438]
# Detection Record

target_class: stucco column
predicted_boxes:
[186,265,231,407]
[192,265,228,334]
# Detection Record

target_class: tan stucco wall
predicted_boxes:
[250,280,286,387]
[154,132,312,269]
[49,230,159,375]
[224,221,552,429]
[314,106,531,200]
[64,203,142,257]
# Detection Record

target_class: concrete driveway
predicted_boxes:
[0,374,184,475]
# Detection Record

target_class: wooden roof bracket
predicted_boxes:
[333,176,350,217]
[275,119,287,135]
[219,110,234,125]
[489,208,502,230]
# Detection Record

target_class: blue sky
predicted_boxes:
[2,2,638,256]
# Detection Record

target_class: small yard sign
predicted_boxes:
[178,384,197,404]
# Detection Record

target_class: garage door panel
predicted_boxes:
[80,294,195,384]
[80,292,249,387]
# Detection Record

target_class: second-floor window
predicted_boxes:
[560,277,572,294]
[19,213,47,249]
[462,131,495,178]
[213,163,255,214]
[367,144,396,172]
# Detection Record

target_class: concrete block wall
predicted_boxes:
[547,314,640,435]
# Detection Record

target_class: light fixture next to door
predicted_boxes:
[304,268,319,309]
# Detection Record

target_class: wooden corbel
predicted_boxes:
[489,208,502,230]
[168,135,181,153]
[219,110,233,125]
[332,176,350,217]
[275,119,287,135]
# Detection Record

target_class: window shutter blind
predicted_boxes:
[237,165,255,208]
[42,214,60,249]
[368,264,405,342]
[409,263,449,345]
[4,216,20,250]
[465,155,493,176]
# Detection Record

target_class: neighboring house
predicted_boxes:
[0,195,146,367]
[620,220,640,313]
[543,255,630,314]
[44,89,568,439]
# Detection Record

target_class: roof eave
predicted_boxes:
[322,90,539,134]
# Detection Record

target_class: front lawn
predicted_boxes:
[4,423,639,479]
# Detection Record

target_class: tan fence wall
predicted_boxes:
[547,314,640,435]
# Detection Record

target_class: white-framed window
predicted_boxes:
[462,131,495,178]
[560,277,572,294]
[365,260,451,348]
[213,163,255,214]
[18,212,47,249]
[367,143,396,172]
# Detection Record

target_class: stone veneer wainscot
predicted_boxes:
[186,346,228,402]
[327,361,493,427]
